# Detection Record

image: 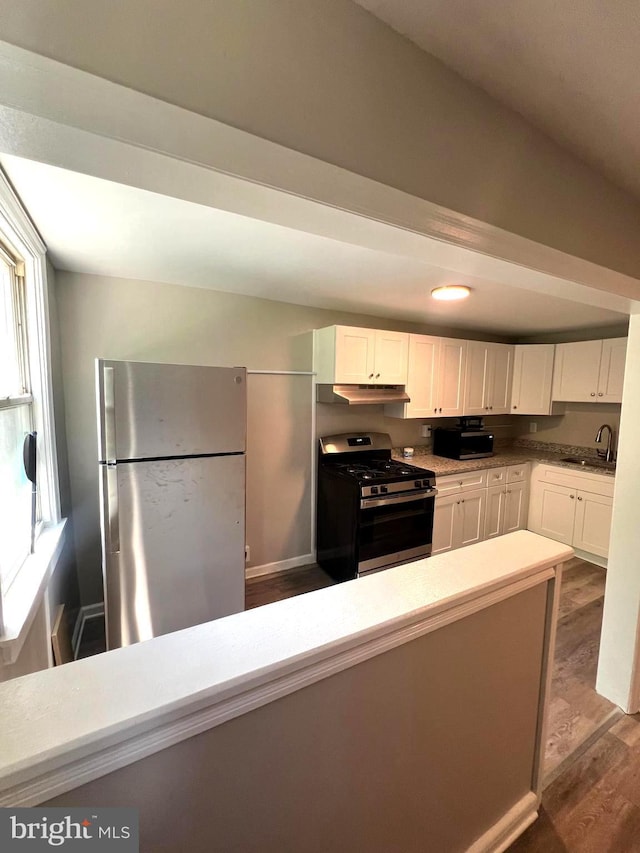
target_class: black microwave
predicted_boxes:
[432,427,494,460]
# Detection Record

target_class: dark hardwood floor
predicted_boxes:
[245,562,335,609]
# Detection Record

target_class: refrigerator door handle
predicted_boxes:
[103,364,117,463]
[103,464,121,553]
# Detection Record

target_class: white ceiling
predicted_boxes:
[354,0,640,200]
[0,154,628,337]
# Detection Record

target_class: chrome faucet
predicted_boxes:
[595,424,614,462]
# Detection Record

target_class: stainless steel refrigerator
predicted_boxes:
[96,359,246,649]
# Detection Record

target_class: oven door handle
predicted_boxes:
[360,488,437,509]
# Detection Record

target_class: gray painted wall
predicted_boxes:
[55,270,493,605]
[2,0,640,277]
[45,582,549,852]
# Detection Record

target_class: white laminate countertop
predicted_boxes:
[393,446,617,478]
[0,531,573,806]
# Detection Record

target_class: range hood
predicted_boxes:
[316,384,411,405]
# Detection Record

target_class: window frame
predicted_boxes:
[0,169,61,631]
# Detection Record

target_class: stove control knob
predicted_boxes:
[380,485,388,494]
[415,481,422,488]
[370,486,379,495]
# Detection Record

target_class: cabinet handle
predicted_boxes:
[507,489,512,494]
[375,373,380,379]
[461,498,465,503]
[456,500,460,505]
[570,494,575,499]
[598,392,604,397]
[590,392,596,397]
[489,406,493,410]
[439,407,442,413]
[513,405,517,409]
[434,408,437,413]
[369,373,374,379]
[459,481,463,486]
[577,496,583,501]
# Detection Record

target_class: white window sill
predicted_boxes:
[0,519,67,665]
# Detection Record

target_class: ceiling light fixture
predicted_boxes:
[431,285,471,301]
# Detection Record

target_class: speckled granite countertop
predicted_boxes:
[392,442,616,478]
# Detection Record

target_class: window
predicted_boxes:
[0,169,61,632]
[0,244,35,591]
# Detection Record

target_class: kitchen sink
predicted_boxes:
[560,456,616,471]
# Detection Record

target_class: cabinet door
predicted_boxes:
[436,338,466,416]
[597,338,627,403]
[503,482,529,535]
[511,345,554,415]
[463,342,491,415]
[458,488,487,548]
[552,340,602,402]
[432,494,458,555]
[573,491,613,558]
[374,330,408,384]
[485,484,506,540]
[488,345,514,414]
[528,481,576,545]
[334,326,376,384]
[403,334,439,417]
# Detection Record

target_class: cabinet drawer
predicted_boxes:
[437,469,489,495]
[487,467,507,486]
[507,463,529,484]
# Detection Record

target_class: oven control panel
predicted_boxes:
[362,479,435,498]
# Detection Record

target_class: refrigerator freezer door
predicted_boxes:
[101,454,245,648]
[97,359,246,462]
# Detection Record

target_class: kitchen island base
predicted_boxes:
[0,532,572,852]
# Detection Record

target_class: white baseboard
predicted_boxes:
[72,603,105,660]
[573,547,607,569]
[467,791,539,852]
[245,553,315,580]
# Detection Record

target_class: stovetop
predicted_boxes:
[327,458,431,484]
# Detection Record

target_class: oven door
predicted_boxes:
[357,490,435,576]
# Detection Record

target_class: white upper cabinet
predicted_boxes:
[437,338,467,417]
[552,337,627,403]
[314,326,408,385]
[385,334,466,419]
[511,344,555,415]
[463,342,514,416]
[598,338,627,402]
[373,329,410,385]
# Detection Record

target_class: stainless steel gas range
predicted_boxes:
[316,432,437,581]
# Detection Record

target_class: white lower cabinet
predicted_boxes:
[527,464,614,560]
[484,464,530,540]
[432,489,487,555]
[433,464,529,555]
